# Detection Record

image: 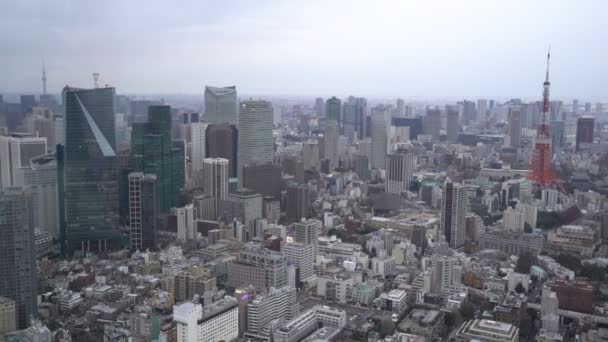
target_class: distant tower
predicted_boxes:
[42,61,47,95]
[93,72,100,88]
[528,49,563,191]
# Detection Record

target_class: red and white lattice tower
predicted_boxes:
[528,48,564,191]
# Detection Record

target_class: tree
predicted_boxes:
[459,302,476,321]
[524,222,533,233]
[515,282,525,294]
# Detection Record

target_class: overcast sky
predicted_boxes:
[1,0,607,100]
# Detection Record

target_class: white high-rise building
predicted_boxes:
[237,101,274,184]
[282,242,315,282]
[324,120,339,171]
[204,86,238,126]
[202,158,228,219]
[431,256,454,293]
[440,180,467,251]
[0,133,47,190]
[190,122,208,183]
[503,206,525,232]
[174,297,239,342]
[294,219,321,258]
[386,152,415,195]
[174,204,195,242]
[371,106,389,169]
[542,189,558,211]
[246,286,298,338]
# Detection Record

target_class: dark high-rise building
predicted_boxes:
[508,107,522,148]
[314,97,324,117]
[61,87,120,253]
[342,102,357,141]
[325,97,342,129]
[286,182,311,222]
[576,117,595,151]
[352,154,369,180]
[20,95,36,114]
[440,180,466,251]
[550,121,565,152]
[131,105,184,213]
[206,124,238,178]
[0,188,36,329]
[423,108,441,140]
[242,162,282,199]
[392,117,423,140]
[446,108,459,143]
[128,172,158,251]
[462,100,476,124]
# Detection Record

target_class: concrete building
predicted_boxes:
[454,319,518,342]
[174,205,195,242]
[548,225,597,257]
[273,306,346,342]
[480,231,543,256]
[202,158,228,220]
[205,124,238,178]
[446,108,459,143]
[246,286,298,339]
[282,242,315,283]
[324,120,339,171]
[0,296,16,335]
[0,188,37,329]
[227,244,287,291]
[375,289,407,313]
[189,122,208,183]
[386,152,415,195]
[174,296,238,342]
[128,172,158,251]
[576,116,595,151]
[242,162,282,199]
[237,101,274,185]
[222,188,262,234]
[0,133,47,190]
[507,107,522,148]
[440,180,467,250]
[286,182,311,222]
[204,86,238,126]
[301,140,320,171]
[371,106,389,169]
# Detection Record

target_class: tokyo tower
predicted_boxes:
[528,48,564,191]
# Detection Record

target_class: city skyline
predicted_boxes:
[1,1,608,99]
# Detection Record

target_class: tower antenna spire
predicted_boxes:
[42,59,47,95]
[545,46,551,83]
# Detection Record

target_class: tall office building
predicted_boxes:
[371,106,389,169]
[342,102,357,141]
[301,140,319,171]
[0,133,47,190]
[206,124,238,178]
[440,180,467,251]
[576,117,595,151]
[508,107,522,148]
[61,87,119,253]
[324,120,339,171]
[15,153,59,238]
[423,108,441,140]
[242,162,282,199]
[132,105,184,213]
[204,86,238,126]
[0,188,36,329]
[286,182,311,222]
[462,100,476,124]
[325,97,342,128]
[223,189,263,233]
[550,121,565,152]
[202,158,229,220]
[174,204,195,242]
[128,172,158,251]
[314,98,324,117]
[237,101,274,184]
[190,122,208,183]
[386,152,415,195]
[282,243,315,283]
[477,99,488,120]
[446,108,459,143]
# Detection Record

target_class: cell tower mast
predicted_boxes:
[42,61,47,95]
[528,48,564,191]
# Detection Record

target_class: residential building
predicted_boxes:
[440,180,467,250]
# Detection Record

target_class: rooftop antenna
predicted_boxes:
[42,60,47,95]
[93,72,100,88]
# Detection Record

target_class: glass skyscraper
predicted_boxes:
[60,87,120,254]
[0,188,36,329]
[131,105,184,213]
[237,101,274,185]
[204,86,238,126]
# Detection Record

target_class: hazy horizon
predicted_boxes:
[2,0,607,100]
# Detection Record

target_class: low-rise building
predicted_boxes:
[454,319,519,342]
[548,225,597,257]
[174,296,238,342]
[375,289,408,314]
[398,308,444,341]
[480,231,543,256]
